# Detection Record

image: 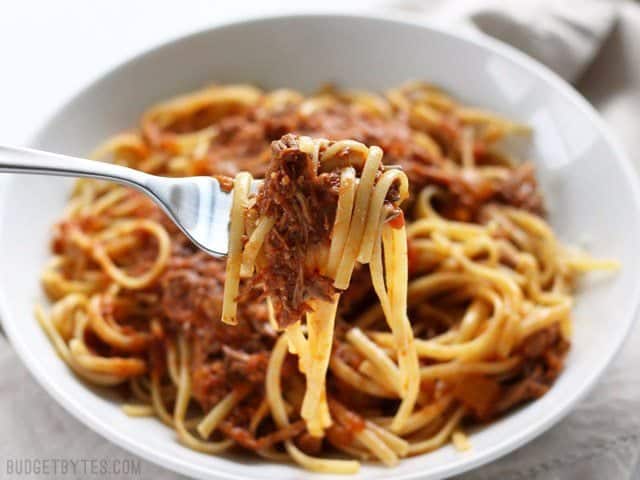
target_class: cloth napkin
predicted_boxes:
[395,0,619,82]
[2,1,640,479]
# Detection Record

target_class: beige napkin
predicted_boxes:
[397,0,619,82]
[2,1,640,479]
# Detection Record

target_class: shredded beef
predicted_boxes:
[493,367,550,415]
[219,419,307,450]
[496,162,545,215]
[296,432,324,455]
[453,327,569,421]
[328,398,366,433]
[518,325,560,359]
[249,134,340,327]
[157,246,274,411]
[223,346,269,384]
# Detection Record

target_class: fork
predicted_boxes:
[0,145,244,256]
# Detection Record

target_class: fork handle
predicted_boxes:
[0,144,151,191]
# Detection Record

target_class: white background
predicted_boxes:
[0,0,393,144]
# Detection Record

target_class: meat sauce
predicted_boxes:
[139,99,561,452]
[248,135,340,327]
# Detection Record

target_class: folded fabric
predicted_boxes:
[392,0,619,82]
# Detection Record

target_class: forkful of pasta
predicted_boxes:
[0,142,248,256]
[0,134,419,440]
[222,134,418,439]
[0,136,403,260]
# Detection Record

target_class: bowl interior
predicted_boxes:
[1,14,639,480]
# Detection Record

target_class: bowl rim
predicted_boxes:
[2,10,640,480]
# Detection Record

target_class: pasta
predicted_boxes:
[37,82,617,473]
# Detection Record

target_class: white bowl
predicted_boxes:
[1,13,639,480]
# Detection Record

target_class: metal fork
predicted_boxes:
[0,145,243,257]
